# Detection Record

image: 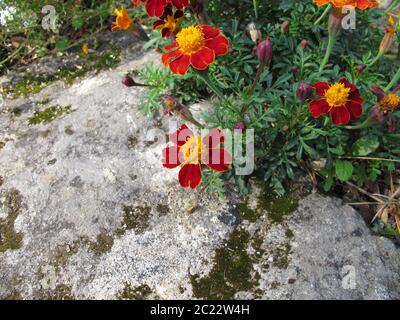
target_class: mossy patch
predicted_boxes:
[28,105,72,125]
[0,141,5,150]
[88,233,114,256]
[0,189,23,253]
[38,284,75,300]
[156,204,170,215]
[271,243,292,269]
[117,284,153,300]
[190,228,260,300]
[118,205,152,234]
[127,135,138,149]
[4,48,121,99]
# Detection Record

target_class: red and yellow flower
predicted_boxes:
[153,7,184,37]
[112,6,133,32]
[133,0,188,17]
[163,125,232,189]
[162,25,229,75]
[309,78,363,125]
[313,0,378,9]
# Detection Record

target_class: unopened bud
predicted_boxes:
[299,39,308,49]
[291,66,299,75]
[356,64,366,75]
[281,21,290,33]
[328,8,344,37]
[122,74,147,88]
[234,121,246,131]
[368,106,385,123]
[256,37,272,66]
[296,82,312,102]
[247,22,262,44]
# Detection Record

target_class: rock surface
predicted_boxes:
[0,32,398,300]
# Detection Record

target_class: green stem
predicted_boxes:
[0,45,25,67]
[248,63,265,97]
[366,51,384,69]
[384,66,400,93]
[318,32,336,74]
[196,70,238,114]
[314,4,331,25]
[385,0,400,13]
[344,117,374,130]
[253,0,259,19]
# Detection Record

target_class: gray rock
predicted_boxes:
[0,32,398,300]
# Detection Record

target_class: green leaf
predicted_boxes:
[72,17,83,30]
[352,136,379,156]
[55,37,69,49]
[335,160,354,182]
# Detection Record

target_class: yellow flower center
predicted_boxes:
[378,93,400,112]
[180,136,202,164]
[324,83,351,107]
[164,15,180,33]
[176,26,205,55]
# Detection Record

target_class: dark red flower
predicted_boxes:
[133,0,188,17]
[162,125,232,189]
[153,7,184,37]
[309,78,363,125]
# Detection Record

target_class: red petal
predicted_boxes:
[162,49,182,66]
[153,20,165,29]
[146,0,166,17]
[339,78,357,92]
[169,124,194,147]
[330,107,351,125]
[170,0,188,9]
[312,82,330,97]
[190,47,215,70]
[349,90,363,105]
[164,43,177,50]
[201,25,220,39]
[169,54,190,75]
[161,28,171,38]
[202,128,224,148]
[178,164,202,189]
[309,99,330,118]
[206,35,229,56]
[162,146,182,168]
[346,102,363,120]
[203,148,232,172]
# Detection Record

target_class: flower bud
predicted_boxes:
[299,39,308,49]
[280,21,290,34]
[328,8,344,37]
[122,74,136,87]
[234,121,246,131]
[368,106,385,123]
[291,66,299,75]
[356,64,366,75]
[387,113,397,132]
[247,22,262,44]
[296,82,312,102]
[256,37,272,66]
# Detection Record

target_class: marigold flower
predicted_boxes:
[309,78,363,125]
[112,6,133,32]
[313,0,378,9]
[153,7,184,37]
[162,25,229,75]
[163,125,232,189]
[134,0,188,17]
[82,43,89,55]
[369,84,400,132]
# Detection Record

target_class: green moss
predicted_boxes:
[191,228,259,300]
[5,48,121,99]
[127,135,138,149]
[271,243,291,269]
[28,105,71,125]
[119,205,152,234]
[156,204,170,215]
[238,199,261,222]
[39,284,75,300]
[117,284,153,300]
[0,141,5,150]
[88,233,114,256]
[0,189,23,253]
